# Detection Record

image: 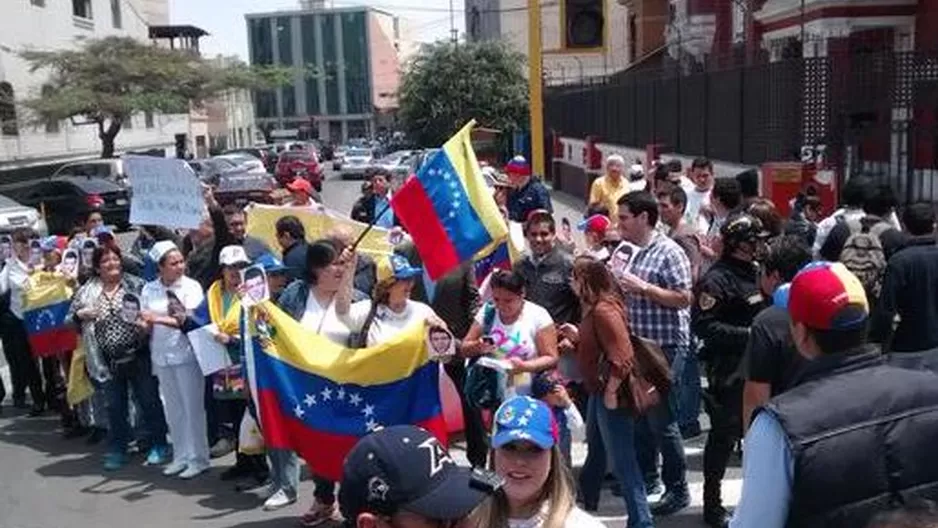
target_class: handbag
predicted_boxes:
[595,306,671,415]
[463,303,506,410]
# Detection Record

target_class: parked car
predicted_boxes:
[275,150,324,190]
[0,177,131,234]
[223,147,276,172]
[51,158,131,187]
[340,148,375,180]
[215,152,267,173]
[333,145,348,170]
[0,194,48,236]
[212,170,282,207]
[187,158,240,185]
[366,150,418,180]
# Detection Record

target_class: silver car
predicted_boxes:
[0,194,48,236]
[340,148,375,180]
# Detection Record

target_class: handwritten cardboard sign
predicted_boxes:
[125,155,203,230]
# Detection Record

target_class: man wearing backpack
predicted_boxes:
[818,184,906,304]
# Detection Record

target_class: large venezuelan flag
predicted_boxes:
[243,302,447,482]
[391,120,509,280]
[22,272,78,357]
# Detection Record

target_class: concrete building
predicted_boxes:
[140,0,169,26]
[0,0,188,178]
[469,0,667,84]
[245,4,407,142]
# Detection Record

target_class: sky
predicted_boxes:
[169,0,467,60]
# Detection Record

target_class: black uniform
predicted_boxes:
[692,255,766,524]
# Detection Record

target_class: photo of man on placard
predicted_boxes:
[0,235,11,261]
[60,249,80,278]
[427,326,456,360]
[240,265,269,307]
[121,292,141,324]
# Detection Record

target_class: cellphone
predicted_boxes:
[481,336,495,346]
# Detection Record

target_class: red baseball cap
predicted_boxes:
[287,178,313,195]
[577,214,611,235]
[775,261,869,330]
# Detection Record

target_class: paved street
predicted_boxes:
[0,169,741,528]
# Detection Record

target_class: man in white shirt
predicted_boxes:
[685,158,714,231]
[812,176,901,257]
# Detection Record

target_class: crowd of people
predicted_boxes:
[1,152,938,528]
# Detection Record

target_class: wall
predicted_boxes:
[368,11,401,112]
[0,0,188,174]
[139,0,169,25]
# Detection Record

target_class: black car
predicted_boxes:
[213,171,280,207]
[0,176,131,234]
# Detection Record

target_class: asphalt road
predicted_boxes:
[0,169,741,528]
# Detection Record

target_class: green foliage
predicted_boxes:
[397,40,528,147]
[18,36,293,157]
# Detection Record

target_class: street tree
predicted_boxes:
[16,36,294,158]
[398,40,528,147]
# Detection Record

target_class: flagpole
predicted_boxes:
[349,200,393,251]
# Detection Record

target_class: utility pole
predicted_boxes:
[528,0,545,177]
[450,0,458,43]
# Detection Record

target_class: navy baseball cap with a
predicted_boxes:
[492,396,558,450]
[339,425,492,523]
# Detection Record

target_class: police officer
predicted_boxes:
[692,213,769,527]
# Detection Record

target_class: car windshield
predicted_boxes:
[56,163,114,179]
[217,173,273,192]
[0,195,20,208]
[280,151,311,161]
[347,149,371,157]
[65,177,121,194]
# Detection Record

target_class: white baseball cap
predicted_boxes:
[219,245,250,267]
[149,240,179,263]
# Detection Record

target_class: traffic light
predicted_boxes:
[563,0,605,50]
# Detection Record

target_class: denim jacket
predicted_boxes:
[276,279,369,322]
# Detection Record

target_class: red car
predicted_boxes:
[275,150,324,191]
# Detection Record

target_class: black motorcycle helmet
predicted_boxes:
[720,212,770,252]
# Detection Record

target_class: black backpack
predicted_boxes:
[463,304,505,410]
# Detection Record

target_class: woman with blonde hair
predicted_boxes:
[470,395,604,528]
[557,255,654,527]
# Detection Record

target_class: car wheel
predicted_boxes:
[314,181,323,193]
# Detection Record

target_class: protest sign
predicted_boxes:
[245,204,393,258]
[240,265,269,307]
[125,155,203,230]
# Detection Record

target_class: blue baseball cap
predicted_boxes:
[377,253,422,284]
[254,253,288,274]
[91,225,114,241]
[492,396,558,450]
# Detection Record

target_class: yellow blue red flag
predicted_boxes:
[23,272,77,357]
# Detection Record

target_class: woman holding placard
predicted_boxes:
[70,245,169,471]
[140,240,210,479]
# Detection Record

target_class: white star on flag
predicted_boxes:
[294,403,305,419]
[524,409,534,417]
[321,387,333,401]
[443,171,451,180]
[452,191,460,199]
[363,404,375,417]
[349,393,363,406]
[452,200,460,209]
[365,418,380,432]
[337,388,346,401]
[304,393,317,407]
[428,168,437,176]
[518,416,529,426]
[449,211,456,218]
[449,181,458,189]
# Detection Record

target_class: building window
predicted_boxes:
[73,0,92,19]
[122,114,133,130]
[30,0,45,7]
[0,82,18,136]
[145,111,154,129]
[41,85,59,134]
[111,0,122,28]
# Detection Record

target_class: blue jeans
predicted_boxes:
[678,342,702,432]
[553,407,572,468]
[104,357,168,454]
[636,344,688,493]
[268,448,299,499]
[580,396,654,528]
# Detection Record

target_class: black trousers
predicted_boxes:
[1,313,44,406]
[702,380,743,510]
[446,361,488,468]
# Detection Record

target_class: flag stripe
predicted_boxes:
[262,302,434,386]
[28,327,78,358]
[441,122,507,244]
[474,242,512,285]
[392,178,462,279]
[414,151,493,262]
[256,354,442,436]
[258,389,449,482]
[23,300,71,333]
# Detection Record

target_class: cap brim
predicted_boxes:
[772,283,791,311]
[491,430,555,450]
[402,466,490,520]
[394,268,422,280]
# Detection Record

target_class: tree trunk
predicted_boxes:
[98,118,123,159]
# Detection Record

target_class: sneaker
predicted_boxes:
[145,446,171,466]
[162,460,188,476]
[179,463,209,479]
[210,438,235,459]
[300,500,339,527]
[103,452,127,471]
[263,489,297,511]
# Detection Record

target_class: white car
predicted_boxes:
[333,145,348,170]
[0,194,47,236]
[215,153,267,174]
[340,148,375,180]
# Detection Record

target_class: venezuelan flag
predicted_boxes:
[391,120,509,280]
[22,272,78,357]
[243,302,447,482]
